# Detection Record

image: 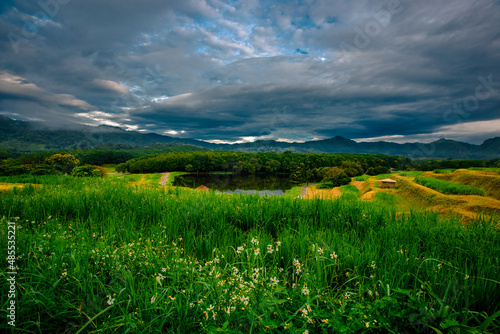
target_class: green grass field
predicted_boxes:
[433,169,456,174]
[428,170,500,201]
[374,192,398,206]
[339,184,360,200]
[0,176,499,333]
[399,171,425,177]
[468,167,500,171]
[375,173,394,180]
[415,176,486,196]
[353,175,370,181]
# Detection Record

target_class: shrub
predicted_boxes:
[30,165,59,176]
[71,165,101,177]
[92,166,108,177]
[366,166,389,175]
[116,163,128,173]
[317,181,335,189]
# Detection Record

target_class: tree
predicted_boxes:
[0,150,9,160]
[318,167,351,188]
[366,166,389,176]
[341,161,364,177]
[289,163,307,184]
[45,154,79,174]
[264,159,281,174]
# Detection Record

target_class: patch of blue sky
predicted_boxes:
[290,14,317,29]
[194,45,211,55]
[0,1,15,15]
[277,47,327,61]
[214,26,238,40]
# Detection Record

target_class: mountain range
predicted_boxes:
[1,116,499,159]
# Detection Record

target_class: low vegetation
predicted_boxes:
[399,171,424,177]
[415,159,499,171]
[339,185,360,200]
[428,170,500,200]
[433,169,456,174]
[353,174,370,181]
[375,173,394,180]
[415,177,486,196]
[374,192,398,206]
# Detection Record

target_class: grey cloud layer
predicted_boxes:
[0,0,499,144]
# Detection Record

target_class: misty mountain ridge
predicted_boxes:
[1,116,499,159]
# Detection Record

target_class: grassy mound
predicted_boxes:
[428,170,500,200]
[415,177,485,196]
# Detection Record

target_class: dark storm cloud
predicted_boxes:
[0,0,499,144]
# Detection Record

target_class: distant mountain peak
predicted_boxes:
[0,116,498,158]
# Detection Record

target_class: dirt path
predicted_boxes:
[160,172,170,186]
[303,185,342,200]
[351,181,365,191]
[295,184,316,199]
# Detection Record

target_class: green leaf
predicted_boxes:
[429,326,444,334]
[478,309,500,331]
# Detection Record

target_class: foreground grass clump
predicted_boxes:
[415,176,486,196]
[1,179,499,333]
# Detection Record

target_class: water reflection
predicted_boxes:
[173,173,293,196]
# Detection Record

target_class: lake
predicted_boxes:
[173,173,295,196]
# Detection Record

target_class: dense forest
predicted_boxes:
[0,144,207,165]
[115,151,403,174]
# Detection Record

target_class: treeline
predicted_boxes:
[2,147,498,179]
[414,158,500,171]
[0,144,208,167]
[3,150,135,167]
[0,153,107,177]
[0,149,133,176]
[116,151,405,175]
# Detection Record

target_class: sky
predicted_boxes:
[0,0,499,145]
